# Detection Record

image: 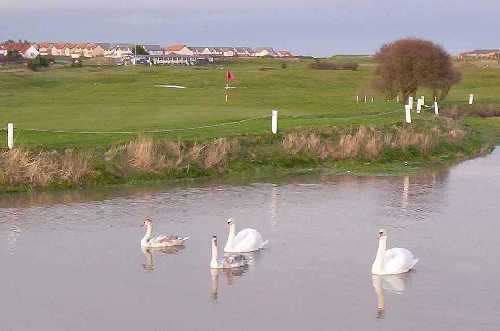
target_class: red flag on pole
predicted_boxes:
[226,70,235,81]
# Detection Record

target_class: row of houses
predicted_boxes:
[1,40,293,59]
[458,49,500,60]
[164,44,293,58]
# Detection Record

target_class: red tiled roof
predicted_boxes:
[38,42,53,49]
[54,43,66,49]
[2,42,33,53]
[165,44,186,51]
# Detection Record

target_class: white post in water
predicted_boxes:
[371,97,374,103]
[272,110,278,134]
[408,96,414,110]
[405,105,412,123]
[469,93,474,105]
[364,96,367,103]
[416,99,422,113]
[434,101,439,115]
[7,123,14,149]
[356,95,359,103]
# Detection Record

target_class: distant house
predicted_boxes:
[82,44,104,58]
[111,44,134,58]
[165,44,194,56]
[69,43,86,58]
[235,47,254,57]
[97,43,112,55]
[96,43,115,57]
[275,50,293,58]
[142,44,163,56]
[459,49,500,60]
[3,42,39,59]
[189,47,206,56]
[254,47,276,57]
[0,45,7,56]
[38,42,52,56]
[150,52,197,65]
[49,43,63,56]
[211,47,225,57]
[220,47,237,57]
[61,43,74,57]
[201,47,216,56]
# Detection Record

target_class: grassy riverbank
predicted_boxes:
[0,58,498,192]
[0,118,493,192]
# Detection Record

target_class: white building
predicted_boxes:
[22,45,40,59]
[165,44,194,56]
[142,45,163,56]
[254,47,276,57]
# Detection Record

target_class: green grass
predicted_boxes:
[0,58,499,149]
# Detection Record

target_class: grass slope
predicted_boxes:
[0,58,499,149]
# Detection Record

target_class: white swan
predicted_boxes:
[210,235,248,269]
[141,218,189,248]
[371,229,419,275]
[224,218,268,253]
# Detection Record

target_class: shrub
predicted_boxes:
[27,55,50,71]
[310,60,359,70]
[373,38,461,102]
[71,57,83,68]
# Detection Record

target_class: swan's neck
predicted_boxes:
[224,223,236,251]
[210,269,219,300]
[371,237,387,274]
[142,247,154,270]
[372,276,385,312]
[210,241,218,268]
[141,224,152,246]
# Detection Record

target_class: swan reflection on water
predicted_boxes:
[210,251,262,301]
[141,246,185,272]
[371,273,412,319]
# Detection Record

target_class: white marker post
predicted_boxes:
[271,110,278,134]
[7,123,14,149]
[408,96,414,110]
[371,97,374,103]
[364,96,367,103]
[416,99,422,113]
[469,93,474,105]
[405,105,412,124]
[396,95,400,103]
[421,96,425,105]
[356,95,359,103]
[434,101,439,115]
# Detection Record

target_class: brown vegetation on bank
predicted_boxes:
[281,123,465,160]
[441,104,500,119]
[0,120,478,189]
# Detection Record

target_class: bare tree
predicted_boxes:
[372,38,461,102]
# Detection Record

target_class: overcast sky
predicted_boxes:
[1,0,498,56]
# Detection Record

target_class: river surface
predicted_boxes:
[1,150,499,331]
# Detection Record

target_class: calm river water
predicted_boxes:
[1,149,499,331]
